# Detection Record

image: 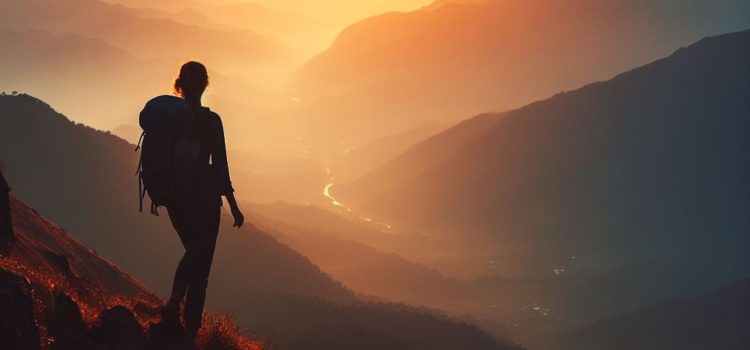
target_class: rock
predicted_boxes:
[48,291,97,350]
[91,305,146,346]
[0,269,40,350]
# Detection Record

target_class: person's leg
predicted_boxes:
[170,255,190,303]
[183,205,221,336]
[163,204,198,324]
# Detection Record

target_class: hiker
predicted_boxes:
[155,62,245,341]
[0,166,15,256]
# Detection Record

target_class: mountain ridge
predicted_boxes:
[291,0,750,152]
[337,29,750,305]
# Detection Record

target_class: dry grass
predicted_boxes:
[198,314,270,350]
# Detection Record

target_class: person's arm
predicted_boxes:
[213,116,244,228]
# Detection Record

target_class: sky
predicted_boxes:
[238,0,435,25]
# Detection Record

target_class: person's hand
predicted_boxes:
[231,206,245,229]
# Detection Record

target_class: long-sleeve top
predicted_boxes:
[190,107,234,206]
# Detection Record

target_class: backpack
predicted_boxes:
[135,95,201,215]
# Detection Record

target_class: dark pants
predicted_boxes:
[167,199,220,335]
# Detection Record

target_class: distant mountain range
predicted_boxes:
[292,0,750,152]
[104,0,323,57]
[0,0,293,146]
[0,30,168,129]
[0,0,286,69]
[338,29,750,298]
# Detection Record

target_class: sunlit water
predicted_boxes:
[322,177,392,230]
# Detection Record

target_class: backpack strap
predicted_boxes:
[134,131,145,151]
[135,132,146,213]
[138,172,146,213]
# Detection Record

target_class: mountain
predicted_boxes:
[116,3,232,32]
[0,93,520,350]
[0,30,170,130]
[553,279,750,350]
[106,0,323,58]
[329,121,448,182]
[333,112,502,208]
[292,0,750,152]
[421,0,488,11]
[338,30,750,289]
[0,0,286,71]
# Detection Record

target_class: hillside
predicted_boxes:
[335,112,502,206]
[339,29,750,267]
[0,193,271,349]
[292,0,750,151]
[0,93,520,350]
[553,279,750,350]
[3,195,158,319]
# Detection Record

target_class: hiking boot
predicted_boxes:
[160,299,180,325]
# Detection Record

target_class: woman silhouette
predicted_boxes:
[160,61,244,341]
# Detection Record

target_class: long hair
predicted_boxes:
[173,61,209,99]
